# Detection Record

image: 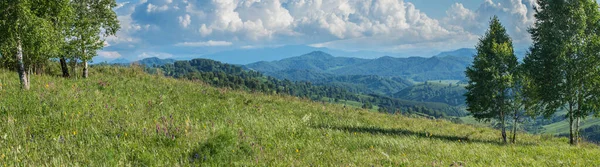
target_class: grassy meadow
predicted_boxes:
[0,66,599,166]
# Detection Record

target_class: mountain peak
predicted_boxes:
[299,51,334,58]
[435,48,476,57]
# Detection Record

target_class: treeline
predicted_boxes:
[154,58,361,102]
[147,58,464,118]
[466,1,600,145]
[0,0,119,89]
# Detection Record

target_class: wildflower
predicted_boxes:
[458,139,461,142]
[354,132,356,135]
[296,149,299,153]
[73,131,77,135]
[45,84,49,88]
[125,133,128,137]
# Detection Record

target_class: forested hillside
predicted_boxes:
[393,82,467,106]
[265,69,413,95]
[146,58,465,118]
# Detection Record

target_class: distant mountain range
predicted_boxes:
[97,57,176,67]
[197,45,406,65]
[245,51,473,82]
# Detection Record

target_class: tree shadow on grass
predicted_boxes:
[313,124,537,146]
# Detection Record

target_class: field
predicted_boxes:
[0,66,599,166]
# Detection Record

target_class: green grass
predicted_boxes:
[543,117,600,135]
[0,66,599,166]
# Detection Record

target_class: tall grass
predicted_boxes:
[0,66,598,166]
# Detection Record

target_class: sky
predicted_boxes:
[97,0,598,62]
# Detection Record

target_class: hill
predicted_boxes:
[0,67,599,166]
[155,58,462,117]
[434,48,476,58]
[134,57,176,67]
[264,69,413,95]
[393,82,467,106]
[245,51,473,82]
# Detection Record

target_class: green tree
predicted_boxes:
[0,0,68,89]
[523,0,600,145]
[465,16,519,143]
[69,0,119,78]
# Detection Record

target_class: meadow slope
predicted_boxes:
[0,66,598,166]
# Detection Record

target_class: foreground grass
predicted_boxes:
[0,67,599,166]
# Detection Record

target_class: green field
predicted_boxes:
[542,117,600,135]
[0,66,599,166]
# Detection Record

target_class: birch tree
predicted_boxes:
[524,0,600,145]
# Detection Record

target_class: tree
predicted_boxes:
[523,0,600,145]
[0,0,68,89]
[465,16,519,143]
[507,65,529,143]
[69,0,119,78]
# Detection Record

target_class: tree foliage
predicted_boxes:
[523,0,600,145]
[69,0,119,78]
[465,16,519,143]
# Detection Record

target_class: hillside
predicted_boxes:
[157,58,462,117]
[0,67,599,166]
[393,82,467,106]
[134,57,176,67]
[264,69,413,95]
[245,51,473,82]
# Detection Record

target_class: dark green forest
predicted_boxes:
[139,58,466,118]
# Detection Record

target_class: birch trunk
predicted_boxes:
[16,37,29,90]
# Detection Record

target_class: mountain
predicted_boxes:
[265,69,413,95]
[133,57,176,67]
[108,58,130,64]
[245,51,369,73]
[246,51,473,82]
[393,82,467,106]
[200,45,403,65]
[434,48,476,58]
[435,48,528,60]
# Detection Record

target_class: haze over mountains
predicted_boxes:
[100,45,527,67]
[245,51,474,82]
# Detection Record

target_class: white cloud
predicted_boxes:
[105,0,541,60]
[147,3,169,13]
[175,40,233,47]
[443,0,538,44]
[98,51,122,59]
[178,14,191,28]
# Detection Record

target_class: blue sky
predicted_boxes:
[97,0,597,62]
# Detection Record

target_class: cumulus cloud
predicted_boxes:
[443,0,538,44]
[175,40,233,47]
[178,14,191,28]
[104,0,541,59]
